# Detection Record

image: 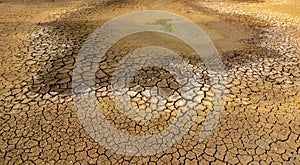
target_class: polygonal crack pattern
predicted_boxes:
[1,0,300,164]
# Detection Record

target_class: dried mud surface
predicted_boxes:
[0,0,299,164]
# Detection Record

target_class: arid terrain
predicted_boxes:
[0,0,299,164]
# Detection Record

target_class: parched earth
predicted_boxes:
[0,0,300,164]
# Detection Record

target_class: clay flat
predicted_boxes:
[0,0,299,164]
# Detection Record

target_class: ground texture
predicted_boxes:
[0,0,300,164]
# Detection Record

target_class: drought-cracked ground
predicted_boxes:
[0,0,300,164]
